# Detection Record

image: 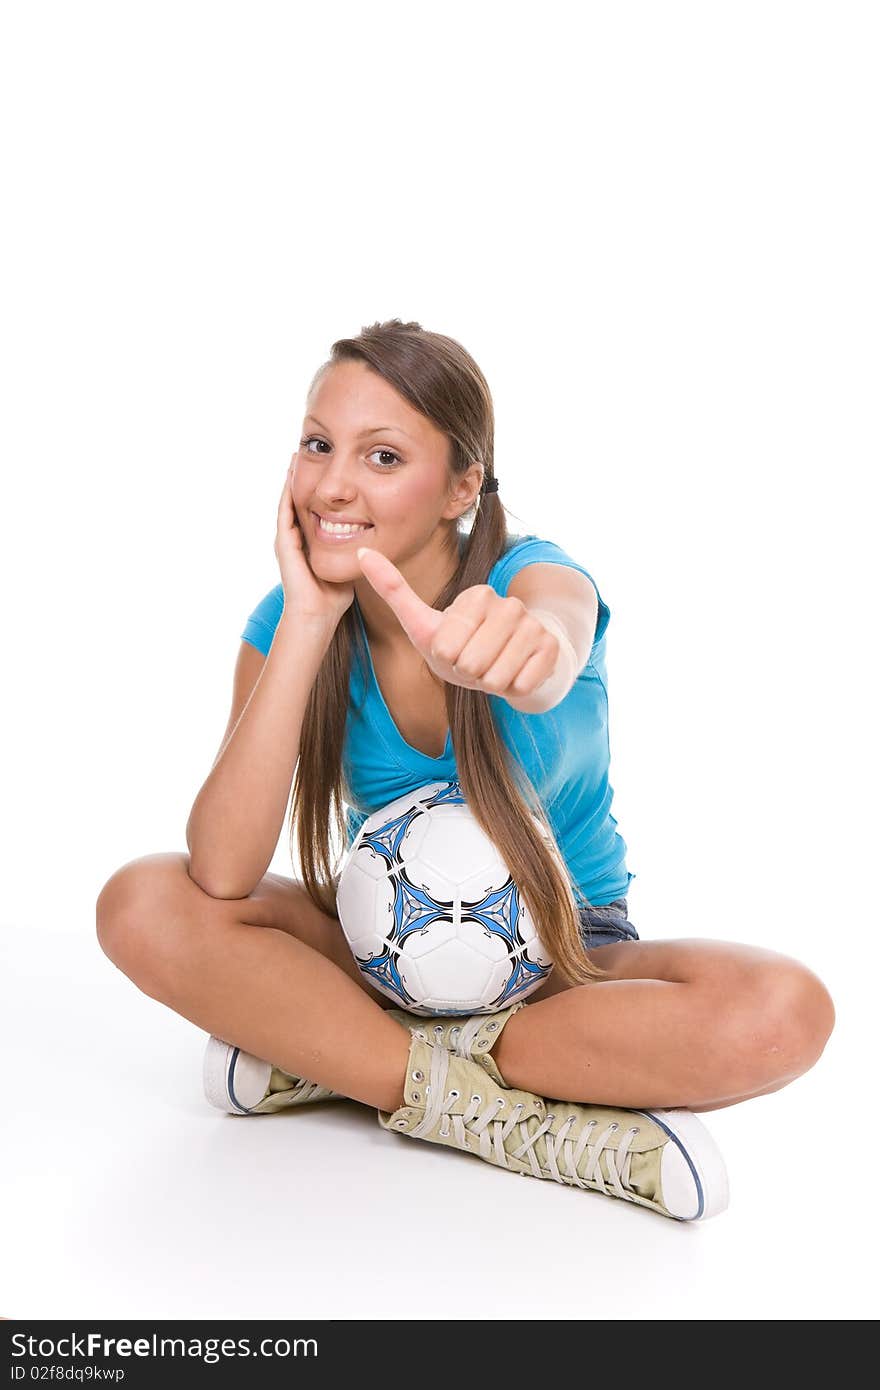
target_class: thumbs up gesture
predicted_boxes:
[356,545,577,707]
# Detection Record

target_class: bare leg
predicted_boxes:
[96,853,411,1113]
[97,859,835,1117]
[494,937,836,1111]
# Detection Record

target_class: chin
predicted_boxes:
[305,543,360,564]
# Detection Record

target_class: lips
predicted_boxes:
[313,512,372,527]
[311,511,374,540]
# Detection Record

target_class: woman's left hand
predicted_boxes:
[356,545,576,703]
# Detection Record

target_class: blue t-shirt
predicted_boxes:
[240,533,634,906]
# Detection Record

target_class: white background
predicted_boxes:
[1,0,877,1322]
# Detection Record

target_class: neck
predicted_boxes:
[354,529,463,650]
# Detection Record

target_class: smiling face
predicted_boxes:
[292,358,484,646]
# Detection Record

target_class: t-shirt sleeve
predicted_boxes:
[489,535,611,658]
[240,582,286,656]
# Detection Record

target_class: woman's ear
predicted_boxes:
[450,461,485,519]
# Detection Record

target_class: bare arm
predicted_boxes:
[185,611,337,899]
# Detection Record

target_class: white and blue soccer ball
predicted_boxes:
[335,779,556,1016]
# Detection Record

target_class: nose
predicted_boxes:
[310,451,363,504]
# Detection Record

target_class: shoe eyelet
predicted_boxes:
[411,1070,424,1082]
[411,1092,420,1102]
[609,1122,619,1131]
[546,1114,555,1124]
[395,1120,407,1128]
[495,1098,505,1111]
[449,1089,460,1099]
[433,1025,443,1036]
[471,1095,482,1104]
[476,1039,488,1048]
[487,1022,498,1030]
[415,1030,427,1040]
[451,1026,461,1036]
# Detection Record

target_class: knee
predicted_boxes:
[728,957,836,1085]
[95,852,191,978]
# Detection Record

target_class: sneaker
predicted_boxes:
[385,1004,526,1086]
[379,1015,729,1221]
[203,1035,346,1115]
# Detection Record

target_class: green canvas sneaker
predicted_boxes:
[379,1013,729,1221]
[203,1035,347,1115]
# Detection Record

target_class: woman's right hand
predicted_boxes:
[275,465,356,626]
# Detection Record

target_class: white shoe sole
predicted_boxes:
[634,1107,730,1220]
[203,1036,272,1114]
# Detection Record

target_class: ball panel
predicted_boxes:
[458,868,515,902]
[415,806,503,883]
[336,859,388,956]
[347,843,391,883]
[403,919,458,960]
[399,853,457,907]
[336,821,396,943]
[456,916,513,963]
[482,958,515,1007]
[414,938,496,1009]
[394,953,426,1008]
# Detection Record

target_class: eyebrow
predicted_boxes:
[304,414,415,442]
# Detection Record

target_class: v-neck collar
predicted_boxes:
[353,599,453,764]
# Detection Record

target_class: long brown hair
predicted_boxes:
[290,318,610,986]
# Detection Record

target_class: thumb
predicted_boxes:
[356,546,442,656]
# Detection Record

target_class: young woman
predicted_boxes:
[96,318,835,1223]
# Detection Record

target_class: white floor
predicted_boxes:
[2,921,874,1322]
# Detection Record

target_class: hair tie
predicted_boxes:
[481,476,499,494]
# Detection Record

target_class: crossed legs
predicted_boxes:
[96,853,835,1115]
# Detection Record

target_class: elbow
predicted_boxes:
[185,855,255,902]
[185,814,249,899]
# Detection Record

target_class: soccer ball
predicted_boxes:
[335,778,557,1016]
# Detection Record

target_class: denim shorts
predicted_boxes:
[578,897,640,950]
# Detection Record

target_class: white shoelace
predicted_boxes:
[294,1079,338,1101]
[267,1076,338,1104]
[445,1014,491,1058]
[407,1042,641,1199]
